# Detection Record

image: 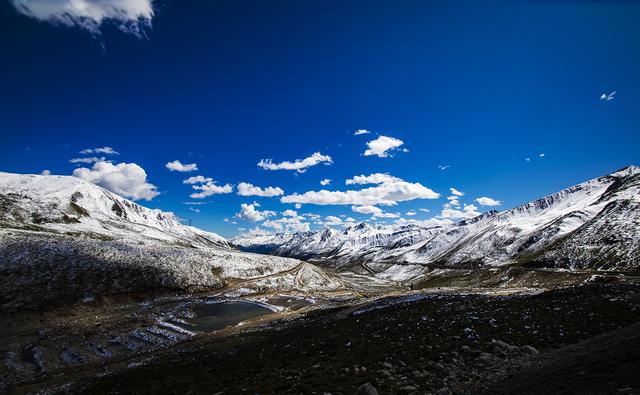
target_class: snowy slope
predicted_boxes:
[0,172,229,248]
[0,172,342,312]
[236,166,640,273]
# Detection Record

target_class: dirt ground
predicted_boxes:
[14,281,637,395]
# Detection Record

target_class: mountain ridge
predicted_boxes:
[233,166,640,272]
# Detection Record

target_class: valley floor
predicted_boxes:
[8,281,640,394]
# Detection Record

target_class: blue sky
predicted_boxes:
[0,0,638,237]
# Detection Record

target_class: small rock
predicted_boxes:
[355,382,379,395]
[521,345,539,355]
[434,387,452,395]
[381,361,394,369]
[398,385,418,394]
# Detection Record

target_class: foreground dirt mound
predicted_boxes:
[56,282,639,394]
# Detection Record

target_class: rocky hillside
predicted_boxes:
[0,172,340,312]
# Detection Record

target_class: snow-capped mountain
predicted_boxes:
[0,172,229,248]
[235,166,640,272]
[0,172,342,312]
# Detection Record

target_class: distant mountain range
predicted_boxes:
[233,166,640,273]
[2,166,638,312]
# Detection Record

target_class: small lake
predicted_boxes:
[172,301,273,332]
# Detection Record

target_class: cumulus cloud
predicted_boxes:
[354,129,371,135]
[263,215,310,232]
[70,156,106,164]
[257,152,333,173]
[346,173,401,186]
[323,215,344,226]
[237,182,284,197]
[72,161,159,201]
[363,135,405,158]
[234,203,276,223]
[40,170,51,175]
[475,196,502,206]
[320,178,332,186]
[183,175,213,185]
[80,146,119,155]
[281,174,439,206]
[351,205,398,218]
[450,187,464,196]
[351,205,382,215]
[189,181,233,199]
[440,204,480,219]
[9,0,154,36]
[282,209,297,217]
[406,211,416,216]
[165,160,198,172]
[419,208,430,212]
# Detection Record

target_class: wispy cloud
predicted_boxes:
[320,178,332,186]
[80,146,119,155]
[438,165,451,170]
[70,156,106,164]
[257,152,333,173]
[353,129,371,135]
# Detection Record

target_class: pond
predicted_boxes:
[171,301,273,332]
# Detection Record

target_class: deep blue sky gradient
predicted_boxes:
[0,0,638,236]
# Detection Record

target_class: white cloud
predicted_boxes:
[187,207,200,214]
[80,146,119,155]
[406,211,416,216]
[539,153,545,157]
[475,196,502,206]
[446,197,460,206]
[354,129,371,135]
[237,182,284,197]
[450,187,464,196]
[189,181,233,199]
[257,152,333,173]
[419,208,430,212]
[263,215,310,232]
[234,203,276,223]
[363,135,405,158]
[352,205,383,215]
[438,165,451,170]
[320,178,332,186]
[323,215,344,226]
[282,174,439,206]
[294,203,302,209]
[439,204,480,219]
[9,0,154,36]
[282,209,297,217]
[72,161,159,201]
[525,157,531,162]
[165,160,198,172]
[70,156,106,164]
[346,173,401,186]
[351,205,398,218]
[40,170,51,175]
[183,175,213,184]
